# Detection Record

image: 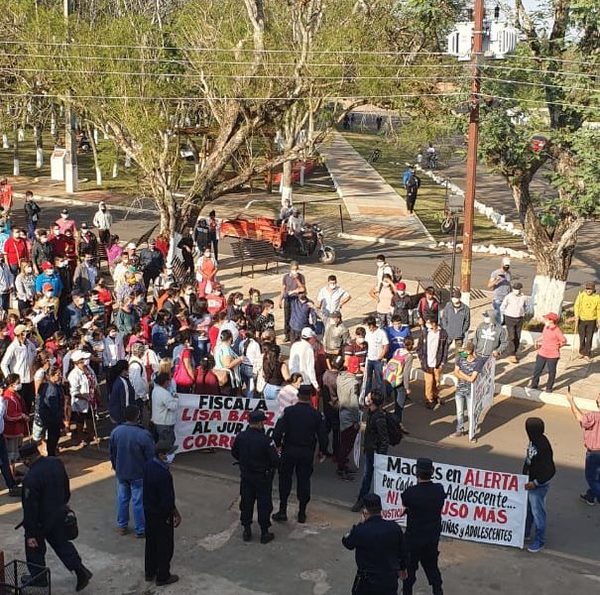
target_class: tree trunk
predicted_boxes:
[86,122,102,186]
[281,158,293,204]
[34,125,43,169]
[13,126,19,176]
[515,184,583,317]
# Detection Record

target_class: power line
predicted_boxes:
[477,92,599,112]
[480,75,599,94]
[505,54,599,68]
[0,91,468,101]
[483,63,600,81]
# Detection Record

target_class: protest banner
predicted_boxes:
[374,454,528,548]
[174,394,280,453]
[469,356,496,441]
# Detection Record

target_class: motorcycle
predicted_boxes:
[283,222,336,264]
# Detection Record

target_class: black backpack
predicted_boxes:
[385,411,403,446]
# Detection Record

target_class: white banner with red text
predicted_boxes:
[174,394,280,453]
[374,454,528,548]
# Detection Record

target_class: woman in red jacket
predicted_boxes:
[2,373,29,477]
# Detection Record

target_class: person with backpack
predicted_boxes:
[375,254,401,291]
[129,342,151,422]
[404,167,421,214]
[383,337,415,429]
[351,389,397,512]
[370,274,398,328]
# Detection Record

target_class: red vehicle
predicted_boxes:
[221,216,336,264]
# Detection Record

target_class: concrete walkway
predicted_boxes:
[321,133,434,246]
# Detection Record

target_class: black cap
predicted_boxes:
[19,440,40,458]
[416,457,434,474]
[155,440,177,455]
[362,493,382,513]
[249,410,266,423]
[512,282,523,290]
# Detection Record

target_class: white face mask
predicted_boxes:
[483,316,491,324]
[14,383,22,391]
[452,298,460,306]
[513,288,521,295]
[377,262,384,268]
[426,324,433,330]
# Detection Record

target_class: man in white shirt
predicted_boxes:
[375,254,395,290]
[129,342,150,407]
[93,201,113,244]
[103,325,126,390]
[151,372,179,447]
[286,209,305,253]
[317,275,351,321]
[363,316,389,395]
[1,324,36,412]
[289,328,319,391]
[500,282,530,364]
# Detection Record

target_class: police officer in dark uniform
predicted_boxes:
[343,493,407,595]
[19,441,93,591]
[231,409,280,544]
[272,385,328,524]
[401,457,445,595]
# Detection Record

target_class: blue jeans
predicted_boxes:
[117,478,145,535]
[455,389,470,433]
[358,450,375,500]
[525,481,550,546]
[492,299,504,325]
[365,360,384,396]
[585,451,600,502]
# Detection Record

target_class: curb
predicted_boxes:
[410,368,597,411]
[337,231,437,249]
[13,189,156,216]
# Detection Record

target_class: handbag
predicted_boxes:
[173,349,194,387]
[64,507,79,540]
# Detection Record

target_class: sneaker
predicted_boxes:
[452,430,464,438]
[135,532,145,539]
[527,542,544,553]
[399,424,410,435]
[580,493,596,506]
[243,526,252,541]
[116,527,129,536]
[509,356,519,364]
[272,511,288,522]
[351,499,363,513]
[75,565,93,592]
[297,510,307,524]
[156,574,179,587]
[260,532,275,544]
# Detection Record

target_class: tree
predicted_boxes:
[478,0,600,316]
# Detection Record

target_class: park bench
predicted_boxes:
[416,260,488,302]
[230,238,280,278]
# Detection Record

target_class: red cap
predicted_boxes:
[396,282,407,291]
[543,312,559,323]
[41,261,53,271]
[42,283,53,292]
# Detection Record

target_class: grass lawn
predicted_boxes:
[341,130,525,248]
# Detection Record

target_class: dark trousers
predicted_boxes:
[578,320,596,356]
[406,191,417,213]
[240,473,273,533]
[25,519,82,577]
[284,299,293,339]
[143,269,160,291]
[182,255,194,276]
[99,229,110,245]
[278,449,314,511]
[323,403,340,463]
[504,315,523,356]
[0,433,16,489]
[20,382,35,415]
[338,426,359,472]
[352,571,398,595]
[145,512,174,582]
[394,384,407,423]
[208,236,219,262]
[27,221,37,241]
[403,542,443,595]
[531,355,559,391]
[0,291,10,312]
[358,450,375,500]
[46,424,62,457]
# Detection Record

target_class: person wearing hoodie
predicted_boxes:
[440,289,471,354]
[473,310,507,359]
[522,417,556,553]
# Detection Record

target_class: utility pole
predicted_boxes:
[460,0,485,306]
[63,0,78,194]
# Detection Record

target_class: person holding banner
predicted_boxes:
[522,417,556,553]
[232,410,280,544]
[401,458,445,595]
[452,341,484,438]
[342,493,407,595]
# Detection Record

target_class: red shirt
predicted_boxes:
[2,389,27,437]
[208,325,220,351]
[581,412,600,451]
[155,237,169,258]
[97,287,113,305]
[538,325,566,359]
[195,368,220,395]
[50,235,68,257]
[3,237,29,266]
